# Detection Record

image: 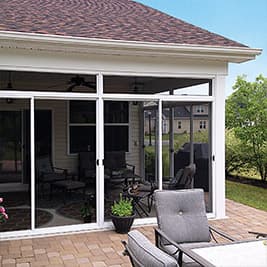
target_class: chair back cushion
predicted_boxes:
[79,152,96,177]
[169,168,184,185]
[155,189,210,244]
[127,230,178,267]
[36,156,53,173]
[105,151,126,170]
[179,163,196,189]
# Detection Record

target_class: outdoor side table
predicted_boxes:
[179,239,267,267]
[126,189,152,217]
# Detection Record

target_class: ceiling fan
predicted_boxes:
[67,75,96,92]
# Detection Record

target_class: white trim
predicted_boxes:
[103,93,214,102]
[0,90,98,100]
[30,97,35,230]
[213,75,226,219]
[127,102,132,153]
[0,31,261,63]
[158,100,163,190]
[96,73,104,227]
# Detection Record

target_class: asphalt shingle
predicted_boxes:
[0,0,247,47]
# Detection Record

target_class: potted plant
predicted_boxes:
[111,193,135,234]
[0,198,8,224]
[80,202,92,223]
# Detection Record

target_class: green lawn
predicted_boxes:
[226,180,267,212]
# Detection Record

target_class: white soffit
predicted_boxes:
[0,31,262,63]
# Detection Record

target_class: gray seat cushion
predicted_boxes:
[128,230,179,267]
[155,189,210,244]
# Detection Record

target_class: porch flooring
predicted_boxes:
[0,199,267,267]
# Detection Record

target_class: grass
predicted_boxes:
[226,180,267,211]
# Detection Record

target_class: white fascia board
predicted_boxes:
[0,31,262,63]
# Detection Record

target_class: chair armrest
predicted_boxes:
[248,231,267,238]
[53,167,68,173]
[154,228,181,251]
[209,225,236,242]
[154,228,201,266]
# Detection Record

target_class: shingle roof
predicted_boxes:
[0,0,247,48]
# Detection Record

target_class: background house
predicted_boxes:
[144,104,209,135]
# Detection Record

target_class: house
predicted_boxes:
[144,104,209,135]
[0,0,261,238]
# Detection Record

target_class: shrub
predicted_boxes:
[111,194,133,217]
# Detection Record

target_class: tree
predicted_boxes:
[225,129,247,177]
[226,75,267,181]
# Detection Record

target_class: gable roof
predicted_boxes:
[0,0,247,48]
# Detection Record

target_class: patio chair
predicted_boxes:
[36,155,68,196]
[122,230,179,267]
[105,151,136,187]
[163,164,196,190]
[37,156,86,202]
[154,189,236,266]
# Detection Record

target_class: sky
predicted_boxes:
[136,0,267,96]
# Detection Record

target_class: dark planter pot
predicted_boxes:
[111,214,135,234]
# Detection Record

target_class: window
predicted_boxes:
[196,105,204,113]
[178,121,182,129]
[69,101,129,153]
[199,121,206,129]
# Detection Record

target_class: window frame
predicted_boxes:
[67,100,130,155]
[199,120,206,129]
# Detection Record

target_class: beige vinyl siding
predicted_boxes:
[126,103,140,175]
[35,100,78,172]
[0,98,141,174]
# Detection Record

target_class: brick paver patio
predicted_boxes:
[0,199,267,267]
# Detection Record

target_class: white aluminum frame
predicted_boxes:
[0,72,219,239]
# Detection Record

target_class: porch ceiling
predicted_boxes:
[0,71,209,94]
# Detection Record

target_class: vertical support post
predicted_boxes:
[148,112,152,146]
[213,75,226,218]
[155,110,158,182]
[169,106,174,176]
[189,105,194,164]
[169,90,174,177]
[96,73,104,227]
[158,100,162,190]
[139,102,145,179]
[30,97,35,230]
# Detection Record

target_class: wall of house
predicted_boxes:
[144,117,209,135]
[0,99,141,176]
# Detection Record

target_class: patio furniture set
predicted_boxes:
[36,152,197,218]
[123,189,267,267]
